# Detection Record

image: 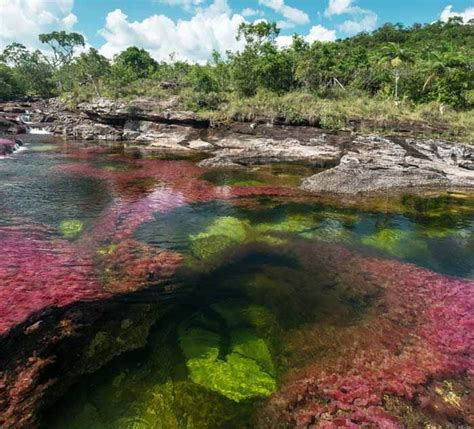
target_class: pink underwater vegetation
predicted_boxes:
[266,255,474,428]
[0,158,297,335]
[57,159,297,243]
[0,225,110,336]
[98,239,183,294]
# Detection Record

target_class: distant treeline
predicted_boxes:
[1,19,473,109]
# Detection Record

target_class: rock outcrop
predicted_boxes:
[1,98,473,194]
[199,128,345,168]
[301,135,474,194]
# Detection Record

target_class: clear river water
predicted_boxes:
[0,136,472,428]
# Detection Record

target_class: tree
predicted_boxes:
[112,47,157,79]
[1,43,54,97]
[74,48,110,97]
[231,22,290,96]
[0,64,23,99]
[378,42,414,100]
[39,31,85,68]
[237,22,280,47]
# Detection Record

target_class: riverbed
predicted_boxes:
[1,135,473,428]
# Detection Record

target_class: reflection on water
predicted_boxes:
[0,138,473,428]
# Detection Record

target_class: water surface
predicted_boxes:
[0,136,472,428]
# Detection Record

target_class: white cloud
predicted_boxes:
[338,9,378,34]
[323,0,378,35]
[277,20,296,30]
[0,0,77,51]
[258,0,310,25]
[276,24,336,47]
[241,7,264,18]
[99,0,245,63]
[440,5,474,23]
[325,0,354,16]
[306,25,337,42]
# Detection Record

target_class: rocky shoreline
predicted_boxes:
[1,97,473,194]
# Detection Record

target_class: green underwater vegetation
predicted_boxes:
[189,216,253,263]
[59,219,84,239]
[29,144,59,152]
[200,164,315,189]
[179,301,277,402]
[361,227,430,260]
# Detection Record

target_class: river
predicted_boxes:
[1,135,473,428]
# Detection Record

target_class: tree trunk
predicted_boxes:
[394,69,400,100]
[423,74,434,92]
[89,75,101,98]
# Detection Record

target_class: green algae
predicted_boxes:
[189,217,253,263]
[59,219,84,239]
[29,144,59,152]
[96,243,118,257]
[255,214,319,235]
[201,164,318,189]
[178,301,277,402]
[45,322,255,429]
[361,227,430,259]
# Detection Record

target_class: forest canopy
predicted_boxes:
[1,20,473,111]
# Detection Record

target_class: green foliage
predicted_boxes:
[112,47,157,80]
[39,31,85,68]
[2,20,473,122]
[0,64,23,100]
[74,48,110,97]
[0,43,55,97]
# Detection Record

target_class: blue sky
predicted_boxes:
[1,0,473,62]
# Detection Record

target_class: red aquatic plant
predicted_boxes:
[0,225,110,335]
[98,239,183,293]
[0,158,297,335]
[262,250,474,428]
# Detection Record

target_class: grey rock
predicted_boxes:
[199,133,342,168]
[301,135,474,194]
[187,139,214,151]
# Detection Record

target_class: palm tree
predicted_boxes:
[378,42,414,100]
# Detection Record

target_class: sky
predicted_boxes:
[0,0,473,62]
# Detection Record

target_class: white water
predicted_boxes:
[28,128,52,135]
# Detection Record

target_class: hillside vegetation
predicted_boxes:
[1,19,473,139]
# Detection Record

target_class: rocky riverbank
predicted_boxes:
[1,98,473,194]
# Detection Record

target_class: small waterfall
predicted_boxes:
[27,128,52,135]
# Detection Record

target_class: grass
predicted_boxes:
[62,83,474,143]
[200,91,474,143]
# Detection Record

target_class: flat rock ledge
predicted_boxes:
[1,98,473,195]
[301,135,474,194]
